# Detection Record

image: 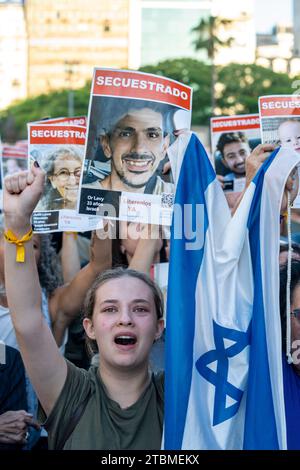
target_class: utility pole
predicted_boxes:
[64,60,79,117]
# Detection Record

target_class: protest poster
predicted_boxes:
[259,95,300,207]
[211,114,261,194]
[31,116,87,127]
[0,140,29,212]
[1,140,28,178]
[28,123,102,233]
[78,68,192,225]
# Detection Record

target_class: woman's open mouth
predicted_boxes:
[114,333,137,350]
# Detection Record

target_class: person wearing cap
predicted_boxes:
[83,98,175,195]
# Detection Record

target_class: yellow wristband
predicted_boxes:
[4,228,33,263]
[65,231,78,239]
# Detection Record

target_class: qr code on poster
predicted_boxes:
[161,193,174,209]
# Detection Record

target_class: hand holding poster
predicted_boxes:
[78,68,192,225]
[259,95,300,207]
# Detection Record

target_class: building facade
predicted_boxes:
[256,25,294,75]
[129,0,212,68]
[25,0,130,96]
[0,0,27,109]
[294,0,300,56]
[128,0,255,68]
[2,0,297,110]
[212,0,256,66]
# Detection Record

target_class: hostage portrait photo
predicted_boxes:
[261,116,300,207]
[261,116,300,154]
[78,95,190,219]
[82,96,181,193]
[32,144,84,212]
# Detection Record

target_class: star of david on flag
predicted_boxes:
[196,321,250,426]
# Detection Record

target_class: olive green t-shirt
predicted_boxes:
[39,360,164,450]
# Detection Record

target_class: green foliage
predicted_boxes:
[217,63,293,115]
[0,83,91,142]
[0,59,296,141]
[141,60,295,124]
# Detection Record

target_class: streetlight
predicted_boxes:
[64,60,79,117]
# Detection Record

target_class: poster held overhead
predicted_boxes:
[28,123,102,233]
[78,68,192,226]
[259,95,300,207]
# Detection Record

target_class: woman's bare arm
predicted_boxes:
[3,166,67,416]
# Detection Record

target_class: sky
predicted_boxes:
[254,0,292,32]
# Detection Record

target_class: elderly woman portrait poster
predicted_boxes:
[35,146,83,212]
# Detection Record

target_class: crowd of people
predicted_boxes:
[1,118,300,451]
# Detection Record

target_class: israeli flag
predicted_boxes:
[165,133,300,450]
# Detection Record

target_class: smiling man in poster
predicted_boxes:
[83,98,175,195]
[78,69,192,225]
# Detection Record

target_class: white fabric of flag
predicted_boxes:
[165,133,300,450]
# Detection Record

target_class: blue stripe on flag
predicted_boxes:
[165,134,216,449]
[244,148,280,449]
